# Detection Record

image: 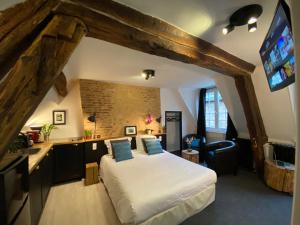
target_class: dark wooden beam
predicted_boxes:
[55,2,254,77]
[0,15,87,159]
[0,0,59,80]
[70,0,255,75]
[235,76,268,176]
[0,0,45,40]
[54,72,68,97]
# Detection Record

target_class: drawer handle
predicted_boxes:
[46,153,49,157]
[36,165,40,170]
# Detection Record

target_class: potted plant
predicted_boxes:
[41,123,56,142]
[84,130,93,140]
[185,137,194,152]
[145,114,154,134]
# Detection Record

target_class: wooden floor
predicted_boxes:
[39,180,121,225]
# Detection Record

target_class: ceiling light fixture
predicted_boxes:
[141,69,155,80]
[248,22,257,32]
[222,4,263,35]
[222,24,234,35]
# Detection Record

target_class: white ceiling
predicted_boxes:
[115,0,278,65]
[66,37,216,89]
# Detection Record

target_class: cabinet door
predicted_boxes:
[53,144,83,183]
[29,165,43,225]
[41,149,53,206]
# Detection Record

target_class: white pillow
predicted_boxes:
[104,137,132,155]
[136,135,156,153]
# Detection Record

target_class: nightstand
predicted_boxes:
[182,150,199,164]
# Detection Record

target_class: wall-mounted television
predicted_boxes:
[259,0,295,92]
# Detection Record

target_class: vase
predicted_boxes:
[187,144,192,152]
[44,134,50,142]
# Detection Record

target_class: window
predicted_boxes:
[205,88,228,132]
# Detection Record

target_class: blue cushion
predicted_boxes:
[191,139,200,148]
[111,141,133,162]
[143,139,163,155]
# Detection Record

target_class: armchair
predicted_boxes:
[206,140,238,176]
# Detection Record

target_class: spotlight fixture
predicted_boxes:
[248,22,257,32]
[222,24,234,35]
[222,4,263,35]
[141,69,155,80]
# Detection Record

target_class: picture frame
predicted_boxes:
[124,126,137,136]
[53,110,66,125]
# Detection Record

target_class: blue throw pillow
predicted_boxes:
[111,141,133,162]
[143,139,163,155]
[191,139,200,148]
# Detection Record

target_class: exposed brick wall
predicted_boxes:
[80,79,161,138]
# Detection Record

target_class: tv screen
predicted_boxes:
[259,0,295,92]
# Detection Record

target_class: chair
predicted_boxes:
[182,134,206,162]
[205,140,238,176]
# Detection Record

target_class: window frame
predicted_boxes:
[205,88,228,134]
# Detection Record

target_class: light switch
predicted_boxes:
[92,143,97,150]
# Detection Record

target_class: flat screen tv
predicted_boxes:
[259,0,295,92]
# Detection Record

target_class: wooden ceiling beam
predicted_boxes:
[0,14,86,159]
[54,72,68,97]
[55,2,253,77]
[0,0,59,80]
[69,0,255,75]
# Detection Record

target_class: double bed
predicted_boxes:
[100,144,217,225]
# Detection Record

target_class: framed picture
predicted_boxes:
[53,110,66,125]
[124,126,137,136]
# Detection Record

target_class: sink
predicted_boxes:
[21,147,41,155]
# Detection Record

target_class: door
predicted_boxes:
[41,149,53,206]
[53,144,83,183]
[165,111,182,152]
[29,165,43,225]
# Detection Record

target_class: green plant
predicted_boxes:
[41,123,56,138]
[84,130,93,137]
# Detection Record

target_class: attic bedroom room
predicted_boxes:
[0,0,299,225]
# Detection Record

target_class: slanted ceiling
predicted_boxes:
[0,0,266,176]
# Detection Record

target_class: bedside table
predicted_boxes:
[182,150,199,164]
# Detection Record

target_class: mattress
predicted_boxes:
[100,150,217,224]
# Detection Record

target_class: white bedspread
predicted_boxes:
[100,151,217,224]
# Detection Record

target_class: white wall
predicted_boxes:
[291,1,299,224]
[214,75,249,139]
[251,65,296,144]
[25,71,84,140]
[160,88,197,138]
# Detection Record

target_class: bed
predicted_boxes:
[100,144,217,225]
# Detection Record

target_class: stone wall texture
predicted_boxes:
[80,79,161,138]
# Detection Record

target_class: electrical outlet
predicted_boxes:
[92,143,97,150]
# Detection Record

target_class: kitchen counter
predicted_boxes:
[28,142,53,174]
[27,138,103,174]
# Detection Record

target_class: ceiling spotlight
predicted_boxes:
[248,22,257,32]
[222,24,234,35]
[141,69,155,80]
[223,4,262,34]
[248,17,257,24]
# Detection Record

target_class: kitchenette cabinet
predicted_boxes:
[53,143,84,184]
[29,148,53,225]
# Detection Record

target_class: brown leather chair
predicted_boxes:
[206,140,238,176]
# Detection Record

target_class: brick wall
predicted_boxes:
[80,79,161,138]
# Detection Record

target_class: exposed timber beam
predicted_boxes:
[54,72,68,97]
[0,14,87,159]
[235,76,268,177]
[69,0,255,75]
[55,2,254,77]
[0,0,59,80]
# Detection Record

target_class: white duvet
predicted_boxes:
[100,151,217,224]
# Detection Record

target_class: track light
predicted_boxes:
[222,24,234,35]
[248,22,257,32]
[141,69,155,80]
[248,17,257,24]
